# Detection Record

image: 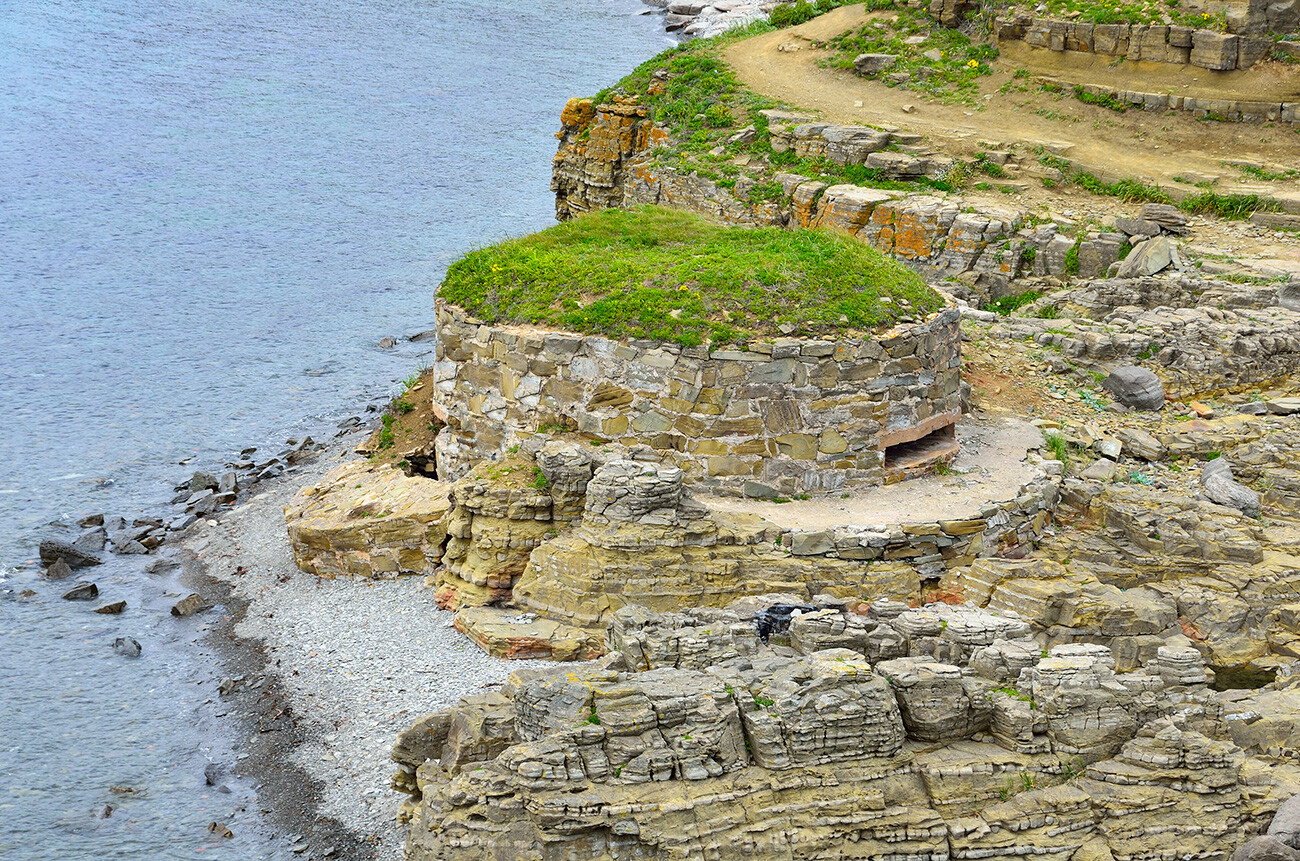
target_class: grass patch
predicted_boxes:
[1179,191,1282,220]
[440,207,941,347]
[983,289,1042,316]
[825,8,998,107]
[1072,86,1127,113]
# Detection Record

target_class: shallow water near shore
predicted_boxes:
[0,0,669,855]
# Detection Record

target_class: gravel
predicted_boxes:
[181,441,557,861]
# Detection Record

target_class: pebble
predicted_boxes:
[184,446,557,861]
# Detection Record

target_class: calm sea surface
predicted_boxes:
[0,0,668,855]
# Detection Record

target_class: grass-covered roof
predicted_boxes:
[437,206,942,347]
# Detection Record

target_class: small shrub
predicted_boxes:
[1073,86,1128,112]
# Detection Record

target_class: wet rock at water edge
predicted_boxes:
[145,556,181,575]
[73,526,107,553]
[39,538,101,569]
[1101,366,1165,411]
[171,593,208,617]
[62,581,99,600]
[409,329,437,342]
[204,762,226,786]
[95,600,127,615]
[112,637,142,658]
[217,471,238,495]
[378,336,397,349]
[44,558,75,581]
[76,513,104,528]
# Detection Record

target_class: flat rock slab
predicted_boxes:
[706,417,1042,533]
[454,607,604,662]
[284,459,451,579]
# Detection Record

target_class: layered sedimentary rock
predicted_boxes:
[397,603,1300,861]
[431,298,963,494]
[511,458,921,631]
[283,460,451,579]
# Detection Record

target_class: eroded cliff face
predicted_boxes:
[551,95,667,221]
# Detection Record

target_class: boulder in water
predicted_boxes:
[39,538,101,569]
[61,581,99,601]
[112,637,142,658]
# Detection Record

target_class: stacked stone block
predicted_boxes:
[432,299,963,496]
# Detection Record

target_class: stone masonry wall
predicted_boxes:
[995,15,1282,70]
[431,299,963,496]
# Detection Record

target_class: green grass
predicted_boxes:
[440,207,941,347]
[1072,86,1127,113]
[825,8,998,107]
[983,289,1042,315]
[1179,191,1282,220]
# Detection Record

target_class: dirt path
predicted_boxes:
[724,6,1300,194]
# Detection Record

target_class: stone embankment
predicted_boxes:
[430,298,963,494]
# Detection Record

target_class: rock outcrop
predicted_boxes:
[284,460,451,579]
[396,603,1300,861]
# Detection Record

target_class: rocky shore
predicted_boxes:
[178,437,558,861]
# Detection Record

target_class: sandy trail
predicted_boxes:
[724,6,1300,193]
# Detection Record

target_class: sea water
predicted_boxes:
[0,0,669,855]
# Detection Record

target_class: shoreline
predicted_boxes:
[179,434,557,861]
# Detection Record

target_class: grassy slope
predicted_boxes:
[438,206,942,347]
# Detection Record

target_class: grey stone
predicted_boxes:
[408,329,438,342]
[1238,402,1269,415]
[44,558,74,581]
[1139,203,1189,233]
[1113,217,1161,237]
[378,336,397,349]
[1201,458,1261,518]
[1190,31,1239,70]
[1082,457,1118,481]
[112,637,142,658]
[1095,438,1123,459]
[1231,836,1300,861]
[61,581,99,601]
[853,53,897,76]
[73,527,107,553]
[188,471,219,493]
[218,472,238,494]
[1102,366,1165,411]
[1267,398,1300,416]
[38,538,101,569]
[94,600,127,615]
[1268,794,1300,850]
[743,480,778,499]
[1115,236,1175,278]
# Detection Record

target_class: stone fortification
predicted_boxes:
[430,298,963,496]
[394,600,1300,861]
[994,15,1287,71]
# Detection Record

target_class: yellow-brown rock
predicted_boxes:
[284,459,450,579]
